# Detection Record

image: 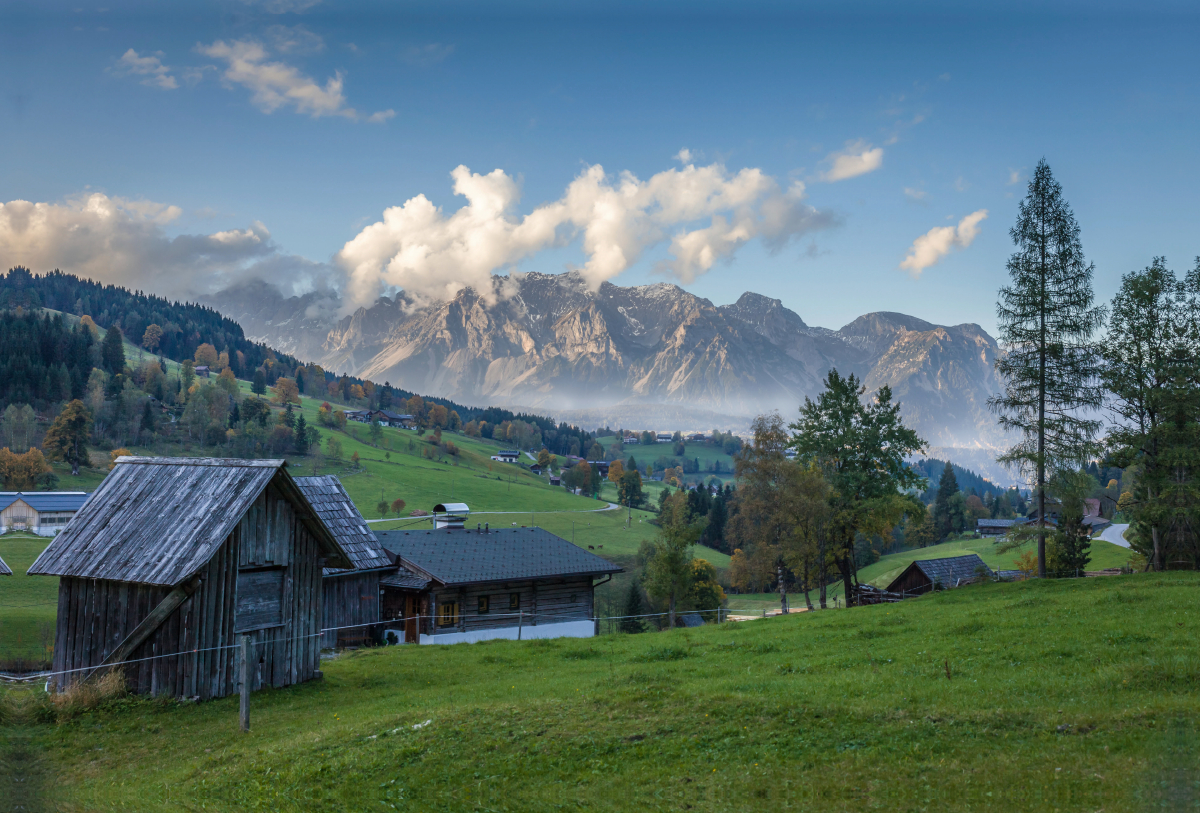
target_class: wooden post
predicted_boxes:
[517,610,523,641]
[239,635,250,733]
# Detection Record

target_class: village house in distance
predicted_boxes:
[0,491,90,535]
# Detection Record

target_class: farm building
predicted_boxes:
[375,526,622,645]
[295,475,393,649]
[369,410,415,428]
[28,457,352,699]
[0,492,91,535]
[977,518,1022,536]
[491,450,520,463]
[885,554,993,595]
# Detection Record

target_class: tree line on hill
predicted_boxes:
[0,269,598,483]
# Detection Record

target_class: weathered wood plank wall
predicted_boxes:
[51,482,325,699]
[321,571,382,647]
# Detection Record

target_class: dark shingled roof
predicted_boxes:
[379,566,431,590]
[28,457,351,586]
[885,554,993,592]
[295,475,391,575]
[376,527,622,587]
[0,555,10,576]
[977,518,1021,529]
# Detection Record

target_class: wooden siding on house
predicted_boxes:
[425,577,594,636]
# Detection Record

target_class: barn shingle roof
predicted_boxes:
[295,475,391,575]
[886,554,993,592]
[376,527,622,587]
[27,457,351,586]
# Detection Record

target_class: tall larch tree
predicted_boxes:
[990,159,1106,577]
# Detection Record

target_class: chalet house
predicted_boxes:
[0,492,90,535]
[656,432,672,443]
[491,450,520,463]
[345,410,372,423]
[296,475,393,648]
[549,476,561,486]
[688,433,707,442]
[28,457,352,699]
[194,365,210,378]
[376,525,622,645]
[977,518,1021,537]
[885,554,993,595]
[370,410,415,428]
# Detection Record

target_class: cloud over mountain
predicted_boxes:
[336,159,836,312]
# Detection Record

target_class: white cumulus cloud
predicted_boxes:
[336,161,836,312]
[114,48,178,89]
[899,209,988,277]
[197,39,393,122]
[265,24,325,55]
[820,141,884,182]
[0,192,329,299]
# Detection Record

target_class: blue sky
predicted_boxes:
[2,0,1198,333]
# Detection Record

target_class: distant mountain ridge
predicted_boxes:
[204,272,1010,460]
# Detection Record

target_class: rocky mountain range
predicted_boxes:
[205,272,1012,479]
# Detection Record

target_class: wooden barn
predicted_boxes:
[295,475,394,648]
[375,526,621,644]
[884,554,993,596]
[28,457,351,699]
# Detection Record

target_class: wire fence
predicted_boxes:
[0,567,1140,685]
[0,605,777,684]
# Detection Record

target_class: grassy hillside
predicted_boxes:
[7,572,1198,811]
[726,534,1139,613]
[0,533,58,666]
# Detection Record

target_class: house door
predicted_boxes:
[404,595,419,643]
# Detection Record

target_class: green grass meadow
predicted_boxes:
[4,572,1198,811]
[725,534,1139,613]
[0,533,58,666]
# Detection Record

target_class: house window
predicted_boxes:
[437,601,459,628]
[509,592,520,611]
[478,595,490,614]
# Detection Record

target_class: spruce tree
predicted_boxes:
[101,325,125,374]
[619,580,646,634]
[295,414,310,455]
[932,461,960,540]
[990,160,1105,577]
[251,368,267,395]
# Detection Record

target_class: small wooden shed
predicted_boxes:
[28,457,351,699]
[295,475,393,648]
[884,554,993,596]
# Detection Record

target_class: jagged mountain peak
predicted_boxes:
[203,273,1006,450]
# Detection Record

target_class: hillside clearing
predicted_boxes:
[6,573,1198,811]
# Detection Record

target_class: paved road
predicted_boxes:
[1100,523,1131,548]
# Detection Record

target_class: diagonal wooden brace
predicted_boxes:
[99,575,202,669]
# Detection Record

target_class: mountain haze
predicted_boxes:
[205,272,1009,458]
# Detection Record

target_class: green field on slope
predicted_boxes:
[725,534,1139,613]
[6,572,1197,812]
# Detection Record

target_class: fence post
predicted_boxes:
[518,610,523,641]
[239,634,250,733]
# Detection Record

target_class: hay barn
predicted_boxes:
[28,457,351,699]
